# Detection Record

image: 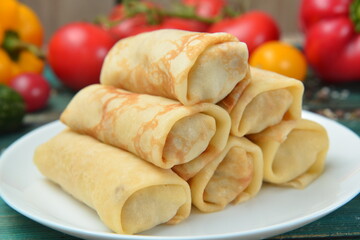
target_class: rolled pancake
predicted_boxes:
[100,29,249,105]
[219,67,304,137]
[248,119,329,188]
[189,136,263,212]
[60,84,231,171]
[33,129,191,234]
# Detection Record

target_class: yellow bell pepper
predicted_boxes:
[0,49,13,84]
[0,0,44,84]
[0,0,19,31]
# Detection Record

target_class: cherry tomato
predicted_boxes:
[208,11,280,53]
[182,0,226,18]
[249,41,307,81]
[48,22,116,91]
[9,73,51,112]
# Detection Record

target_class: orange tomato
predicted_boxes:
[249,41,308,81]
[15,3,44,47]
[0,49,13,84]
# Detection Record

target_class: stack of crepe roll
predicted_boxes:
[34,29,329,235]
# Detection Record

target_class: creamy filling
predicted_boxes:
[163,113,216,164]
[187,42,248,103]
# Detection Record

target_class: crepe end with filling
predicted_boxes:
[219,67,304,137]
[33,129,192,234]
[60,84,231,171]
[189,136,263,213]
[248,119,329,188]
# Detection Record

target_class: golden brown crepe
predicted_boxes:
[248,119,329,188]
[34,129,191,235]
[100,29,249,105]
[60,84,231,173]
[189,136,263,212]
[219,67,304,137]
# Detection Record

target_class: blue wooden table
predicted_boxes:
[1,69,359,239]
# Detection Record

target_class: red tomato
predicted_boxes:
[299,0,351,33]
[9,73,50,112]
[161,17,209,32]
[108,14,149,40]
[304,18,360,83]
[208,11,280,53]
[182,0,226,18]
[300,0,360,83]
[107,1,161,40]
[48,22,116,91]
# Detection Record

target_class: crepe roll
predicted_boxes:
[219,67,304,137]
[100,29,249,105]
[189,136,263,212]
[34,129,191,234]
[60,84,231,170]
[248,119,329,188]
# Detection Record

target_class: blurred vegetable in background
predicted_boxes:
[0,84,25,132]
[250,41,307,81]
[99,0,280,54]
[182,0,226,19]
[0,0,50,119]
[0,0,45,85]
[106,0,159,39]
[300,0,360,83]
[160,17,209,31]
[9,73,50,112]
[208,11,280,53]
[47,22,116,91]
[46,0,281,92]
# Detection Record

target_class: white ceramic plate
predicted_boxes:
[1,111,360,240]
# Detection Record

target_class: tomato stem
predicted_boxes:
[350,0,360,32]
[123,0,160,25]
[2,30,45,61]
[94,15,113,28]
